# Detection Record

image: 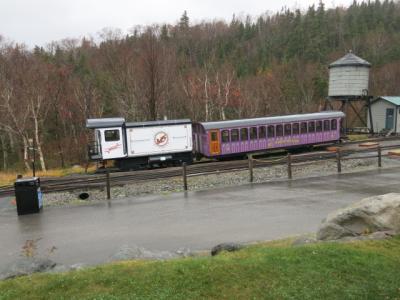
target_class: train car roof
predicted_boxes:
[196,111,345,130]
[86,118,125,129]
[87,118,191,129]
[125,119,191,128]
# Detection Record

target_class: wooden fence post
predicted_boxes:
[287,154,292,179]
[106,169,111,200]
[182,162,188,191]
[378,146,382,168]
[336,149,342,173]
[249,157,254,182]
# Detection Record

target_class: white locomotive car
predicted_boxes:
[86,118,193,170]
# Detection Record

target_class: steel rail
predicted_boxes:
[1,139,400,197]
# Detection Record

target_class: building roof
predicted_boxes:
[197,111,345,130]
[86,118,125,129]
[329,52,371,69]
[374,96,400,106]
[125,119,191,128]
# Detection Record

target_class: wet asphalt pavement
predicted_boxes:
[0,196,13,212]
[1,167,399,268]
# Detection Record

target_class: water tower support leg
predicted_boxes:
[368,98,374,134]
[338,101,346,135]
[349,102,368,127]
[344,99,349,133]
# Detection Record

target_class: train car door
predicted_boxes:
[100,127,126,160]
[209,130,221,156]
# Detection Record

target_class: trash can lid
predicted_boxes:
[14,177,40,186]
[15,177,39,182]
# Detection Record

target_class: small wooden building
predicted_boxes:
[368,96,400,134]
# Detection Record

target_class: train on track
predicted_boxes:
[86,111,345,170]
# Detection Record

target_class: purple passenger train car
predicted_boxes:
[192,111,345,158]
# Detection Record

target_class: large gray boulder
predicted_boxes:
[317,193,400,241]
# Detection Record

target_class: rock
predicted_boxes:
[48,264,70,273]
[292,235,318,246]
[110,245,178,261]
[78,192,90,200]
[211,243,243,256]
[47,263,88,274]
[0,257,56,280]
[317,222,356,240]
[110,245,144,261]
[369,230,396,239]
[317,193,400,241]
[69,263,87,270]
[176,247,194,257]
[338,230,396,242]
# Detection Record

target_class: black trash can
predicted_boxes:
[14,177,43,215]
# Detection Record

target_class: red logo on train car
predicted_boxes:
[154,131,169,147]
[105,143,122,153]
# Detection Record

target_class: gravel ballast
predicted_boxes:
[42,155,400,207]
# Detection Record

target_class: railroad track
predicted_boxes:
[340,135,400,145]
[1,137,399,197]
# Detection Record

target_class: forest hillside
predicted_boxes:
[0,0,399,170]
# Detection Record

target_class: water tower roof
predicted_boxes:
[329,52,371,68]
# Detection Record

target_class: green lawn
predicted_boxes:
[1,237,400,300]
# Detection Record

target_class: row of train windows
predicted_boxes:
[217,119,338,143]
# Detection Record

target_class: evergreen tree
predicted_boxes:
[179,11,189,31]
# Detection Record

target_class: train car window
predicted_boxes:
[284,124,292,136]
[211,132,218,141]
[104,130,120,142]
[292,123,299,135]
[221,130,230,143]
[231,129,239,142]
[301,122,307,134]
[267,125,275,138]
[250,127,257,140]
[259,126,266,139]
[324,120,330,131]
[240,128,249,141]
[308,121,315,133]
[331,119,337,130]
[276,125,283,137]
[316,121,322,132]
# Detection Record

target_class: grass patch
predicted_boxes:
[0,165,96,187]
[1,237,400,299]
[346,134,370,141]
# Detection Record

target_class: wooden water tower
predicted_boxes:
[325,51,374,133]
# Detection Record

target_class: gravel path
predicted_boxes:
[43,155,400,207]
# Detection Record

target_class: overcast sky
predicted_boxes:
[1,0,353,48]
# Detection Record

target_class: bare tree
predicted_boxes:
[0,47,32,170]
[137,26,171,120]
